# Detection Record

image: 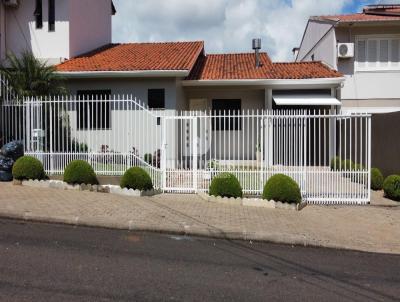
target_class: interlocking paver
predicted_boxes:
[0,183,398,254]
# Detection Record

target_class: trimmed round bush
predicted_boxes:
[341,159,355,171]
[383,175,400,201]
[12,156,46,181]
[371,168,384,191]
[262,174,301,204]
[209,173,242,198]
[63,160,98,185]
[330,157,342,171]
[120,167,153,191]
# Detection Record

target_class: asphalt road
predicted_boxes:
[0,219,398,302]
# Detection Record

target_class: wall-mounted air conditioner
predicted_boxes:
[2,0,19,8]
[337,43,354,59]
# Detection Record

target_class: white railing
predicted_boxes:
[0,74,17,104]
[0,95,372,204]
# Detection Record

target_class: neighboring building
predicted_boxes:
[295,4,400,113]
[0,0,115,64]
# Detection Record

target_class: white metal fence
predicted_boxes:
[0,95,371,204]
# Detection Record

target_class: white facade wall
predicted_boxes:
[297,20,336,68]
[2,0,112,64]
[298,21,400,111]
[0,4,6,61]
[69,0,112,57]
[336,25,400,109]
[4,0,70,63]
[65,77,185,167]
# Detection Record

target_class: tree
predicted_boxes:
[0,51,66,97]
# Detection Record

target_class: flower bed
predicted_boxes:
[198,192,307,211]
[14,179,161,197]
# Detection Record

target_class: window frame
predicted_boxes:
[34,0,43,29]
[48,0,55,32]
[355,34,400,72]
[212,99,242,131]
[76,90,112,131]
[148,88,166,109]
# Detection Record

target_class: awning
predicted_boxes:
[273,94,341,106]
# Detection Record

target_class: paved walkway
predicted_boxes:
[0,182,399,254]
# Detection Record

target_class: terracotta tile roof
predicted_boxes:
[271,62,342,79]
[56,41,204,72]
[187,53,273,80]
[187,53,342,80]
[314,6,400,23]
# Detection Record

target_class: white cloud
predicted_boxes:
[112,0,351,61]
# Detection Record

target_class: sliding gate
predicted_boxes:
[162,110,371,204]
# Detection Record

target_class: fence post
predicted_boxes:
[161,117,167,192]
[367,115,372,203]
[260,113,264,191]
[49,102,54,175]
[192,116,198,193]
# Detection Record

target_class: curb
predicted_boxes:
[0,210,395,255]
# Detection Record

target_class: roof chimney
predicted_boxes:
[252,38,262,68]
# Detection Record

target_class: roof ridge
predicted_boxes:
[273,61,324,65]
[118,41,204,45]
[206,52,269,56]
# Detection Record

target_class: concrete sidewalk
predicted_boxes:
[0,182,399,254]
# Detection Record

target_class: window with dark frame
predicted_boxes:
[48,0,55,31]
[34,0,43,29]
[212,99,242,131]
[148,89,165,109]
[76,90,111,130]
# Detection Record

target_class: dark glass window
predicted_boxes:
[48,0,55,31]
[212,99,241,131]
[77,90,111,130]
[148,89,165,109]
[34,0,43,29]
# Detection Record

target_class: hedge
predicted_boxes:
[120,167,153,191]
[12,156,46,181]
[262,174,302,204]
[63,160,98,185]
[209,173,243,198]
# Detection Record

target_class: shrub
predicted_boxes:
[383,175,400,201]
[341,159,355,171]
[120,167,153,191]
[330,157,341,171]
[262,174,302,204]
[371,168,384,191]
[12,156,46,180]
[63,160,98,185]
[209,173,242,198]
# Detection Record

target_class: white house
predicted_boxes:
[0,0,115,64]
[0,1,373,202]
[295,4,400,114]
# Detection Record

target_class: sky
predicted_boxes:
[112,0,400,62]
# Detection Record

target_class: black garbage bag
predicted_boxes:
[0,155,14,172]
[0,170,13,182]
[0,141,24,161]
